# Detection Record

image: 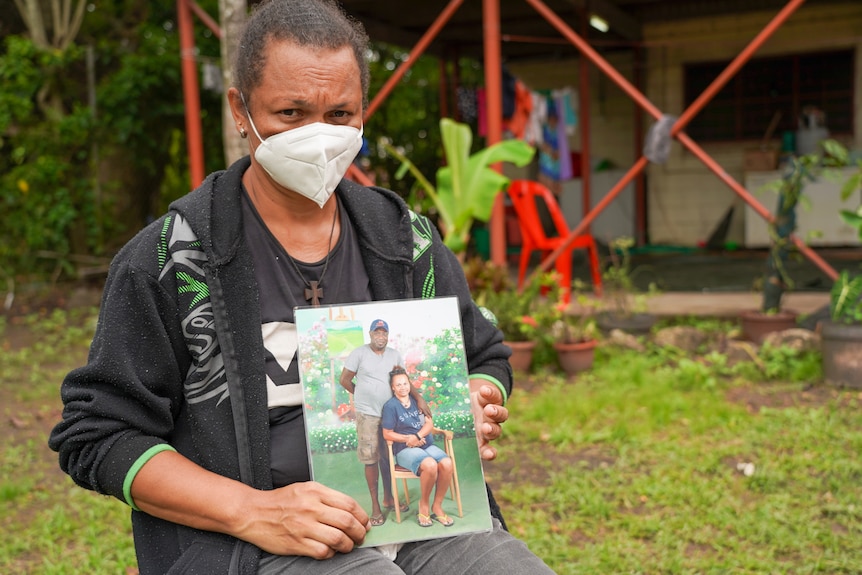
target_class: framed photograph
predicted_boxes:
[295,296,492,547]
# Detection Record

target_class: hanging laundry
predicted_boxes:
[538,98,562,197]
[554,93,573,181]
[523,91,547,146]
[503,80,533,140]
[552,87,578,136]
[502,66,517,119]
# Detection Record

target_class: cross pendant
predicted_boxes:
[305,281,323,307]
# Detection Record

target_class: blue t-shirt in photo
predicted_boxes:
[381,395,433,456]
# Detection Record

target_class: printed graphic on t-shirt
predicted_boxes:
[261,321,303,408]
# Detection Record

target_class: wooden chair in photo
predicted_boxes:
[386,427,463,524]
[506,179,603,302]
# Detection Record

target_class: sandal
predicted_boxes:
[417,512,433,527]
[370,513,386,527]
[431,513,454,527]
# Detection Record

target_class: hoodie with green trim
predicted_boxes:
[49,156,512,574]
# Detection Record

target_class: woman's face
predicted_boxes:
[233,38,363,143]
[391,374,411,398]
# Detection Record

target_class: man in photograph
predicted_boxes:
[340,319,406,525]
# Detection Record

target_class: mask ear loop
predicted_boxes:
[239,91,266,143]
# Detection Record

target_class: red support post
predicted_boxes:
[178,0,206,188]
[483,0,506,265]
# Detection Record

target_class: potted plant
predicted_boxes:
[550,285,600,375]
[820,142,862,387]
[470,263,555,372]
[739,148,825,341]
[383,117,535,258]
[596,236,657,335]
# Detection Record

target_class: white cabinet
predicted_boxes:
[743,167,861,247]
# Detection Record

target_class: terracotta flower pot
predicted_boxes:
[553,339,597,375]
[739,309,798,343]
[504,340,537,373]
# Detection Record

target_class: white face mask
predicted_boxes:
[245,109,363,208]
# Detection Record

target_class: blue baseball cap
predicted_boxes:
[369,319,389,332]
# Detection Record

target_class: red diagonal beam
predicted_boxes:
[364,0,465,121]
[524,0,836,281]
[189,0,221,38]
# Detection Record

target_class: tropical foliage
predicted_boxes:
[1,2,225,281]
[384,117,535,254]
[829,141,862,324]
[1,4,480,282]
[473,266,558,342]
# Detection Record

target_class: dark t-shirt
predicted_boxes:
[242,189,372,487]
[381,395,433,457]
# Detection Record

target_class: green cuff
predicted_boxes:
[469,374,508,406]
[123,444,177,510]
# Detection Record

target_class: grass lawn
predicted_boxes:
[2,303,860,573]
[486,346,862,574]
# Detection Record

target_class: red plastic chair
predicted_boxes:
[506,179,602,302]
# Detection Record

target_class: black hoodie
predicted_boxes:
[49,156,512,574]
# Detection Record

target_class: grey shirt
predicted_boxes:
[344,345,404,416]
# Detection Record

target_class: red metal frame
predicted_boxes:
[364,0,465,120]
[522,0,837,281]
[177,0,836,280]
[178,0,206,188]
[483,0,506,263]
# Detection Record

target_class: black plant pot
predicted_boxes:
[821,320,862,388]
[596,311,656,336]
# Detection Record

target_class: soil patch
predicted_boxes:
[725,382,861,413]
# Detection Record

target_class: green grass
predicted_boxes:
[1,306,137,574]
[492,346,862,574]
[3,308,860,573]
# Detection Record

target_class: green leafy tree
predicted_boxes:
[0,2,224,281]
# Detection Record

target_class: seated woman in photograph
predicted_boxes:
[381,366,455,528]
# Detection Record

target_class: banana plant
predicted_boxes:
[383,118,535,255]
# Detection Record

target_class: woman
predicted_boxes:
[49,0,555,573]
[381,367,454,528]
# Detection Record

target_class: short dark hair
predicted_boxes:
[234,0,370,106]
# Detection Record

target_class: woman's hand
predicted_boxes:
[469,380,509,461]
[132,451,370,561]
[235,481,370,559]
[405,435,425,448]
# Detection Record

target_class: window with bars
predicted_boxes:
[683,49,854,142]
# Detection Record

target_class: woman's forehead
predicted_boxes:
[255,40,360,96]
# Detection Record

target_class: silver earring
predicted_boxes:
[239,127,247,139]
